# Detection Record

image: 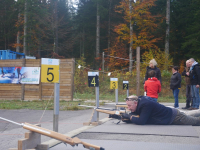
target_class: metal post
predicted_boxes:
[115,88,118,104]
[53,83,60,132]
[95,87,99,121]
[127,89,129,97]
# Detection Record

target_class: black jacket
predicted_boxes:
[189,64,200,85]
[170,72,181,89]
[130,96,173,125]
[144,66,162,84]
[181,67,190,85]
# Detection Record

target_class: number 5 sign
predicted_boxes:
[41,58,60,83]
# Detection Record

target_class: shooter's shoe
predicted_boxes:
[182,106,190,109]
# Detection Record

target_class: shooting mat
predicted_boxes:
[82,119,199,137]
[50,139,200,150]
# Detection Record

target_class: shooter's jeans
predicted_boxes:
[191,85,199,109]
[171,110,200,126]
[173,88,179,108]
[150,98,158,102]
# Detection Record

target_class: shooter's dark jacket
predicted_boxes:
[144,66,162,84]
[189,64,200,85]
[182,67,190,85]
[130,96,172,125]
[170,72,181,89]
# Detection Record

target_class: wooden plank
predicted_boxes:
[24,89,39,92]
[0,93,21,96]
[70,58,75,101]
[0,98,21,100]
[60,68,72,72]
[24,96,39,100]
[60,76,72,80]
[60,59,74,62]
[0,87,21,90]
[60,73,72,78]
[24,91,39,96]
[59,85,72,89]
[24,85,40,88]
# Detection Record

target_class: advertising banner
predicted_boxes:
[0,67,40,84]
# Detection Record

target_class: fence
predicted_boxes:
[0,59,75,101]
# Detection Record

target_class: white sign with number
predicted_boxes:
[41,58,60,83]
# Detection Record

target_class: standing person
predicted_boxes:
[181,60,192,109]
[170,66,181,108]
[144,70,161,102]
[187,58,200,110]
[144,59,162,84]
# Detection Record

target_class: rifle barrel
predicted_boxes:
[0,117,22,126]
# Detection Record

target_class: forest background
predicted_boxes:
[0,0,200,102]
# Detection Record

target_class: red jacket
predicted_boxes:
[144,77,161,98]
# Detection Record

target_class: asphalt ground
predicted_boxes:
[1,103,200,150]
[0,109,108,150]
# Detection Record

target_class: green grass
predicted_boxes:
[0,100,104,110]
[0,94,186,110]
[74,92,186,103]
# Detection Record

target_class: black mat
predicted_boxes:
[83,119,199,137]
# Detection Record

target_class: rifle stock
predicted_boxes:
[95,109,139,118]
[23,123,104,150]
[96,109,125,115]
[116,104,128,108]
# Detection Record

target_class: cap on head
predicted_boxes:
[125,95,138,101]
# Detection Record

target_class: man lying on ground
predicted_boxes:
[122,95,200,126]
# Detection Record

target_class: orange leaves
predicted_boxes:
[115,24,130,42]
[114,0,162,50]
[11,43,23,49]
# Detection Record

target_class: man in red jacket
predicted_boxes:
[144,70,161,102]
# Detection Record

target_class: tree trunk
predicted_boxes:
[108,0,112,53]
[83,29,85,57]
[96,3,100,58]
[165,0,170,55]
[129,0,133,72]
[16,13,20,52]
[23,0,27,56]
[54,0,58,54]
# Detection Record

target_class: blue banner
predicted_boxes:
[0,67,40,84]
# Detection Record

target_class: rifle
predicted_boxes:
[115,104,128,108]
[78,105,138,124]
[0,117,104,150]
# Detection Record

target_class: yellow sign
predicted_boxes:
[41,58,60,83]
[110,78,118,89]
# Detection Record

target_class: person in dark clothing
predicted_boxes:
[170,66,181,108]
[122,95,200,126]
[182,60,192,109]
[144,59,162,84]
[187,58,200,110]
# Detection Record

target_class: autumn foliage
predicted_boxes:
[106,0,164,70]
